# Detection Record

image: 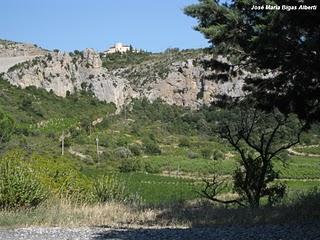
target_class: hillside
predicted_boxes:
[0,40,319,231]
[0,40,245,110]
[0,39,47,73]
[1,73,319,202]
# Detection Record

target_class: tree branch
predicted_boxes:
[197,177,246,207]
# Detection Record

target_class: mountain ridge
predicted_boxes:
[0,39,245,109]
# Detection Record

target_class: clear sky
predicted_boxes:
[0,0,209,53]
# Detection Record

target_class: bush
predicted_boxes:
[114,147,133,159]
[201,147,213,159]
[128,144,142,156]
[213,150,225,160]
[0,152,47,210]
[187,151,199,159]
[178,136,191,147]
[143,138,161,155]
[60,137,71,148]
[119,158,143,172]
[93,175,127,202]
[98,135,109,148]
[96,118,110,130]
[46,131,56,139]
[116,136,129,147]
[300,133,312,145]
[278,150,289,162]
[144,161,161,173]
[29,153,93,202]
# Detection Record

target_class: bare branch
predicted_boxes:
[197,177,246,207]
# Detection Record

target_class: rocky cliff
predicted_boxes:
[0,40,245,109]
[0,39,47,73]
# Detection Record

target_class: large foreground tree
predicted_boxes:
[185,0,320,122]
[200,107,304,208]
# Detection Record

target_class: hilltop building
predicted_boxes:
[104,42,140,54]
[105,42,130,54]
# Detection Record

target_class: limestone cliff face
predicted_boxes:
[111,55,245,109]
[0,40,46,57]
[3,49,131,107]
[141,58,244,109]
[1,40,245,109]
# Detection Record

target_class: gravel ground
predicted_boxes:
[1,222,320,240]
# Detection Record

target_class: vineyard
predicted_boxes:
[0,75,320,208]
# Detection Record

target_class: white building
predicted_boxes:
[105,42,131,54]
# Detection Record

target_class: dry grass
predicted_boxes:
[1,190,319,228]
[0,199,187,228]
[156,190,320,227]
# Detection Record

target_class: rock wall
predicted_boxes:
[1,40,245,110]
[4,49,131,108]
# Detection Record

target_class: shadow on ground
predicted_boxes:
[92,192,320,240]
[92,228,213,240]
[91,222,320,240]
[153,190,320,227]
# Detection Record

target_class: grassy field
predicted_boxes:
[275,156,320,179]
[294,145,320,155]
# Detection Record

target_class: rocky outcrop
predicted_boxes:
[0,39,46,57]
[1,40,246,110]
[82,48,102,69]
[0,39,47,73]
[112,56,245,109]
[142,59,244,109]
[3,49,131,108]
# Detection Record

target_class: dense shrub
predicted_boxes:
[187,151,199,159]
[60,137,71,148]
[93,175,127,202]
[0,152,47,210]
[201,147,213,159]
[128,143,142,156]
[278,150,289,161]
[114,147,133,159]
[46,131,56,139]
[143,138,161,155]
[29,153,93,202]
[213,150,225,160]
[300,133,312,145]
[178,136,191,147]
[116,136,129,147]
[119,158,143,172]
[144,161,161,173]
[0,110,14,143]
[96,118,110,130]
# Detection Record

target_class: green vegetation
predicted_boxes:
[0,73,319,225]
[0,109,14,145]
[0,0,318,227]
[294,146,320,155]
[101,48,204,86]
[185,0,319,122]
[0,77,115,126]
[0,152,47,210]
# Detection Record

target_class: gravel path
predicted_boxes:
[1,222,320,240]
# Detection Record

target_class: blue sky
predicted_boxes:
[0,0,208,52]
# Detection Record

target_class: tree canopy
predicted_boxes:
[185,0,320,122]
[200,107,304,208]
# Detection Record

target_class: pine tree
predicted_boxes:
[185,0,320,123]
